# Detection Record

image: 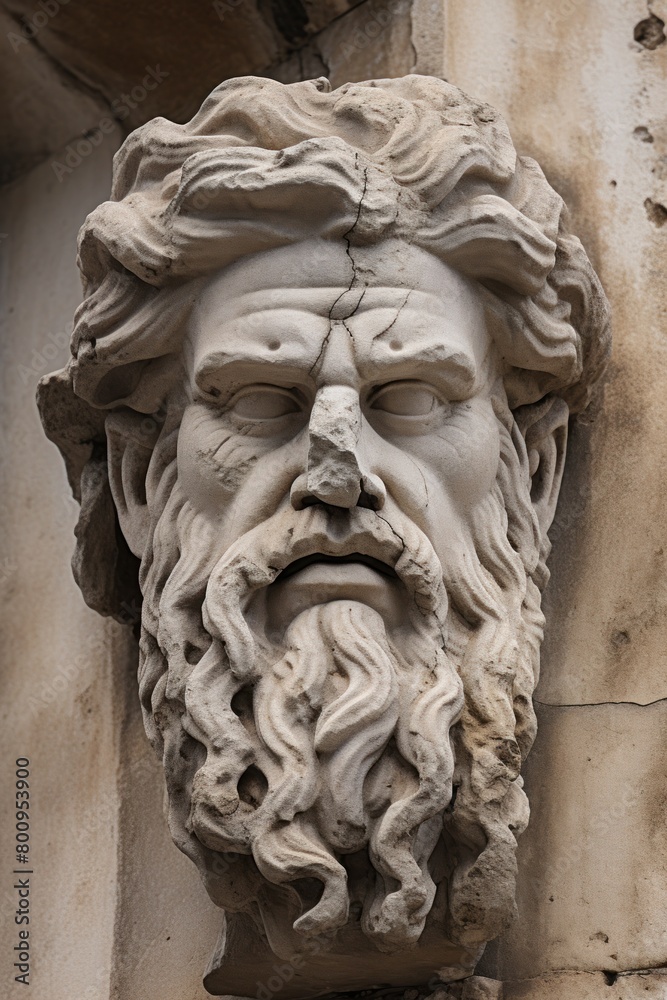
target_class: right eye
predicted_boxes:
[228,385,302,419]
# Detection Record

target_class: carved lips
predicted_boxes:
[267,550,405,630]
[276,552,398,581]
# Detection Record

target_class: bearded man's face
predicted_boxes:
[179,237,501,575]
[109,236,564,983]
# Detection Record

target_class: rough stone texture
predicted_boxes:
[1,2,664,998]
[434,4,667,987]
[504,969,667,999]
[481,703,667,980]
[0,139,125,997]
[270,0,415,85]
[108,661,221,1000]
[302,0,414,85]
[440,0,667,710]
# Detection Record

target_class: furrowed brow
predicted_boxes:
[194,353,322,402]
[191,310,330,395]
[360,347,478,398]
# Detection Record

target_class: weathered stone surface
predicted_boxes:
[0,140,124,998]
[109,661,221,1000]
[269,0,416,86]
[504,969,667,999]
[461,977,504,999]
[481,702,667,981]
[1,3,665,999]
[37,73,608,996]
[1,1,665,996]
[312,0,415,85]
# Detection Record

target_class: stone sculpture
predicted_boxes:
[38,75,610,997]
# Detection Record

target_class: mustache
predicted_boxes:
[200,505,449,684]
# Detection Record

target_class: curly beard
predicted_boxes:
[136,403,544,963]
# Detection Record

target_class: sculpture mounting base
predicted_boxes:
[203,912,480,999]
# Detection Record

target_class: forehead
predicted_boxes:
[186,239,493,393]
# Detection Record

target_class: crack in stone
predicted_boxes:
[341,281,368,344]
[338,160,368,304]
[373,289,412,341]
[374,511,407,559]
[264,0,373,76]
[504,965,667,983]
[342,285,367,342]
[374,508,431,618]
[309,160,369,376]
[408,455,429,509]
[533,696,667,709]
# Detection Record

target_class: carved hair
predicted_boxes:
[38,74,610,619]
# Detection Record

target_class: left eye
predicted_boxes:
[369,382,439,416]
[229,386,301,419]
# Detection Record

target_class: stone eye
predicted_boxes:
[370,382,439,416]
[230,386,301,419]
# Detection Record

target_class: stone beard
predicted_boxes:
[140,366,542,957]
[38,75,610,992]
[138,379,543,962]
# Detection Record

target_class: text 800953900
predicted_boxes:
[15,758,30,866]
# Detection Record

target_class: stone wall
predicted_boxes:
[0,137,123,997]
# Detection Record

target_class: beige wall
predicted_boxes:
[0,135,125,998]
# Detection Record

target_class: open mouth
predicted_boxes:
[276,553,398,582]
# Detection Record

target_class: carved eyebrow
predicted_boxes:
[345,302,482,396]
[194,354,317,399]
[191,310,330,395]
[360,347,478,398]
[215,299,343,321]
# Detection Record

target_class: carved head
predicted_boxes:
[39,76,609,989]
